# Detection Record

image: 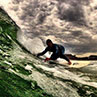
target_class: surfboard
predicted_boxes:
[33,55,90,68]
[58,60,90,68]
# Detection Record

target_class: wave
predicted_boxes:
[0,7,97,97]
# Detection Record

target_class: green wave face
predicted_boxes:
[0,8,18,63]
[0,8,52,97]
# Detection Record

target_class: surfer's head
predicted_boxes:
[46,39,53,47]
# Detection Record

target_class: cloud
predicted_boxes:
[57,1,85,25]
[12,0,24,4]
[1,0,97,55]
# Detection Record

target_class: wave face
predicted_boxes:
[0,8,53,97]
[0,1,97,97]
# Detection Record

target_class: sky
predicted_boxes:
[0,0,97,56]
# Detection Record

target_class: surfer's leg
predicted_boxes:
[50,54,59,60]
[60,54,70,62]
[60,54,72,65]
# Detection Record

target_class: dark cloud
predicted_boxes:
[57,0,85,25]
[12,0,24,4]
[71,31,83,37]
[69,40,97,54]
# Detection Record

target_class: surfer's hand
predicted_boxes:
[44,58,50,62]
[68,61,72,65]
[37,53,40,57]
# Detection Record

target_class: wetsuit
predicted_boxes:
[38,44,70,62]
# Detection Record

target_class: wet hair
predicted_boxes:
[46,39,52,44]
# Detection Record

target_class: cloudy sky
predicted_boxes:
[0,0,97,56]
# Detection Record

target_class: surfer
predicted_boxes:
[37,39,72,65]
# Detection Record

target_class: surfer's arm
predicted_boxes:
[37,47,48,57]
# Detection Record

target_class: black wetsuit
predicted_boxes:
[38,44,69,62]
